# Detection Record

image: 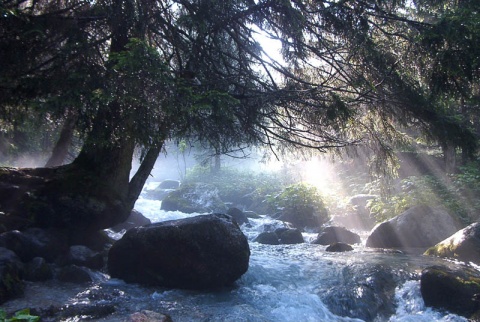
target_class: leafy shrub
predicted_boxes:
[267,183,330,227]
[367,172,479,224]
[184,165,286,210]
[0,308,39,322]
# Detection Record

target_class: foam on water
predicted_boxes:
[132,190,469,322]
[3,187,471,321]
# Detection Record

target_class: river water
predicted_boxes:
[3,192,471,321]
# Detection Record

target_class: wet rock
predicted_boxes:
[158,180,181,190]
[321,263,409,321]
[145,180,180,200]
[24,257,53,281]
[57,265,95,283]
[424,222,480,265]
[61,245,104,269]
[227,207,249,226]
[421,265,480,318]
[0,247,24,304]
[326,242,354,252]
[126,310,173,322]
[366,205,462,249]
[254,228,304,245]
[276,207,325,231]
[313,226,361,245]
[275,228,304,244]
[243,211,261,219]
[108,214,250,289]
[72,229,116,252]
[161,183,227,214]
[0,228,68,262]
[254,232,280,245]
[111,209,152,232]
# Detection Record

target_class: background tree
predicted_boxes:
[0,0,478,240]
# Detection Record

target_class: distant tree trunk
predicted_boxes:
[212,152,221,174]
[443,143,456,174]
[45,110,77,167]
[460,98,469,165]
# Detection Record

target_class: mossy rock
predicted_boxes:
[161,183,226,214]
[421,265,480,318]
[425,222,480,265]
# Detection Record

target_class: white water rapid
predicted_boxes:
[2,189,471,321]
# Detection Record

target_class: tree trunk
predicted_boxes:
[212,152,221,174]
[45,110,77,167]
[0,0,160,238]
[443,143,456,174]
[127,144,163,209]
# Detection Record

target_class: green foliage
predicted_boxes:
[267,183,329,225]
[184,165,285,208]
[367,167,480,223]
[0,308,39,322]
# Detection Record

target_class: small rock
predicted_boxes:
[57,265,94,283]
[326,242,354,252]
[62,245,104,269]
[126,310,173,322]
[111,210,152,232]
[254,232,280,245]
[275,228,304,244]
[227,207,249,226]
[313,226,361,245]
[25,257,53,281]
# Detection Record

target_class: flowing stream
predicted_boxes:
[3,191,471,321]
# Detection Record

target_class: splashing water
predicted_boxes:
[2,188,471,321]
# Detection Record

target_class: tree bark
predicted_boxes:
[127,144,163,209]
[45,110,77,167]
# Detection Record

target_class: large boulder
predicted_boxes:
[313,226,361,245]
[161,183,226,214]
[108,214,250,289]
[424,222,480,265]
[421,265,480,318]
[366,205,462,249]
